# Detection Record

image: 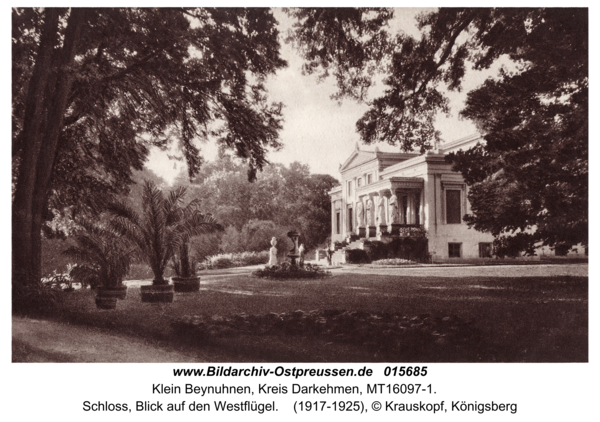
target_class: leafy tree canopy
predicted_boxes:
[286,7,588,254]
[174,152,339,250]
[12,7,287,286]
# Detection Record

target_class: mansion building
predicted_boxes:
[328,134,495,261]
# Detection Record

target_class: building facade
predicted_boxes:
[329,134,496,261]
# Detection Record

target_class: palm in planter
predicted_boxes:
[63,219,135,309]
[108,181,221,302]
[170,213,221,292]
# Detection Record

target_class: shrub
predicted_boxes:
[41,267,73,290]
[190,232,221,262]
[238,251,270,266]
[42,263,85,290]
[219,226,244,254]
[252,262,331,279]
[204,255,235,269]
[220,220,291,258]
[334,240,349,249]
[372,258,417,266]
[199,251,270,270]
[345,249,370,264]
[41,236,78,276]
[363,240,387,261]
[364,238,429,263]
[13,280,60,314]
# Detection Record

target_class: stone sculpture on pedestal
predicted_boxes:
[388,195,398,224]
[366,199,373,226]
[287,230,301,265]
[268,237,278,267]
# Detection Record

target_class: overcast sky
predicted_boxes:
[147,8,508,183]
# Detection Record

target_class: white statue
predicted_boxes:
[375,196,383,225]
[356,202,364,227]
[388,195,398,224]
[366,199,373,226]
[268,237,278,267]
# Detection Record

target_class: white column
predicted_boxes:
[331,200,336,238]
[408,193,415,224]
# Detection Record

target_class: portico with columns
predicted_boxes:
[329,135,497,261]
[353,177,424,239]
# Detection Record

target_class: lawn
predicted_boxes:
[27,268,588,363]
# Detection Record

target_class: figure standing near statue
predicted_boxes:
[268,237,278,267]
[326,241,334,266]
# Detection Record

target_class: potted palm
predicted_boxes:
[171,241,201,292]
[171,213,221,292]
[63,219,135,309]
[108,181,221,302]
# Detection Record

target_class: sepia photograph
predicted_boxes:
[11,7,588,367]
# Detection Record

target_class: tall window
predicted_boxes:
[336,212,341,234]
[347,180,353,197]
[448,243,462,258]
[367,173,372,184]
[446,190,462,224]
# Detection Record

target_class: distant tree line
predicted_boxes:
[172,152,338,257]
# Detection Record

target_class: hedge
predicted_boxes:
[346,238,429,264]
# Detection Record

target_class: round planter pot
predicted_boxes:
[95,296,117,310]
[172,276,201,293]
[140,284,174,303]
[97,285,128,300]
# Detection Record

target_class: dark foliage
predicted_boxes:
[13,7,286,288]
[364,238,429,262]
[175,155,339,251]
[63,219,135,288]
[346,238,429,263]
[252,262,332,279]
[344,249,370,264]
[287,8,588,254]
[13,279,61,314]
[449,9,588,254]
[200,251,270,270]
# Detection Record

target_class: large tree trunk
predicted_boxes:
[12,9,59,287]
[12,9,86,289]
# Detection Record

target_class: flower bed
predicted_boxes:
[372,258,418,266]
[251,262,331,279]
[199,251,269,270]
